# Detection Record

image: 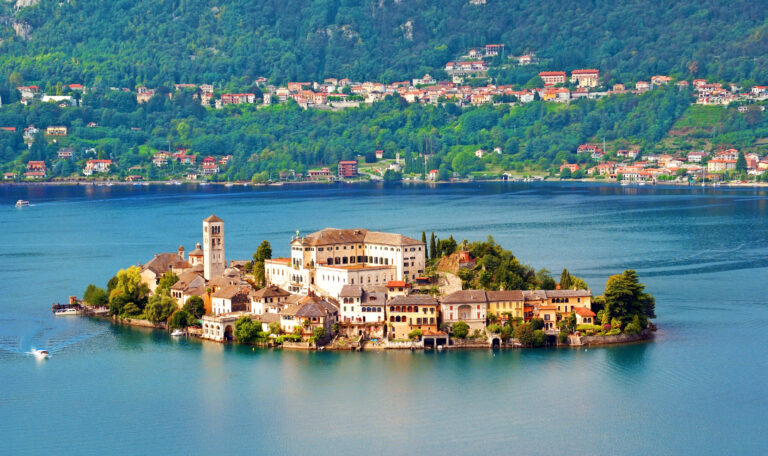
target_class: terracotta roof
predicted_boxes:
[170,271,204,291]
[339,285,363,298]
[212,285,251,299]
[441,290,487,304]
[250,285,291,299]
[293,295,338,318]
[523,290,547,301]
[254,312,280,324]
[297,228,423,247]
[539,305,558,311]
[142,252,186,275]
[386,281,408,288]
[204,214,223,223]
[573,307,596,318]
[486,290,524,301]
[545,289,591,298]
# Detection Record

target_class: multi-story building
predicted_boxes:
[338,160,358,179]
[279,294,339,339]
[338,285,387,338]
[82,159,112,176]
[46,126,68,136]
[486,290,525,321]
[386,295,439,340]
[25,161,46,179]
[538,71,567,86]
[570,69,600,87]
[440,290,488,332]
[250,285,292,314]
[265,228,426,298]
[220,93,256,105]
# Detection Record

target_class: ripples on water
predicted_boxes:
[0,182,766,455]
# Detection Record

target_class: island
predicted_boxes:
[77,215,657,350]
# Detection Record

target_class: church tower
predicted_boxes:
[203,214,226,280]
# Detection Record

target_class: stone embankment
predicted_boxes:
[569,329,653,346]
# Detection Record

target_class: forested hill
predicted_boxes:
[1,0,767,87]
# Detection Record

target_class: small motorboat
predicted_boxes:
[32,349,49,359]
[15,200,29,207]
[170,329,185,337]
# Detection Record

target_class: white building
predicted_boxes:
[338,285,387,338]
[265,228,426,299]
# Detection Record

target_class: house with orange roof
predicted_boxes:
[570,69,600,87]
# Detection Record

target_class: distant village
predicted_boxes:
[3,44,768,184]
[121,215,601,349]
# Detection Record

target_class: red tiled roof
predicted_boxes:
[573,307,596,318]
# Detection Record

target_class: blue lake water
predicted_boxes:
[0,182,766,455]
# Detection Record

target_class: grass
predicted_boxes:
[672,105,725,129]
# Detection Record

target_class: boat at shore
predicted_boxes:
[170,329,185,337]
[52,302,82,316]
[15,199,29,207]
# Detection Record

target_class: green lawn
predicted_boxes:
[673,105,725,129]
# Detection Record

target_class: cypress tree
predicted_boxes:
[735,152,747,173]
[559,268,573,289]
[429,232,436,260]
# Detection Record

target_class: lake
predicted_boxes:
[1,182,766,455]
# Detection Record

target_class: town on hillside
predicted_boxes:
[77,215,656,350]
[3,44,767,185]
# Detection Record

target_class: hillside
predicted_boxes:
[1,0,767,87]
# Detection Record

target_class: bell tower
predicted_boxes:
[203,214,226,280]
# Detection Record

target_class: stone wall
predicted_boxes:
[574,329,652,346]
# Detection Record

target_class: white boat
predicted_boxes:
[15,200,29,207]
[170,329,185,337]
[54,307,81,316]
[32,349,49,359]
[620,181,630,186]
[225,182,234,187]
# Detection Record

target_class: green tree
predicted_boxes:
[168,309,193,329]
[269,321,282,335]
[452,321,470,339]
[429,232,436,260]
[312,326,326,342]
[408,329,423,340]
[234,316,261,344]
[603,269,656,326]
[182,295,205,319]
[145,293,177,324]
[83,284,108,307]
[252,240,272,285]
[559,268,573,289]
[735,151,747,174]
[529,317,544,331]
[156,271,179,295]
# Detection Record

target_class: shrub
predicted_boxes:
[408,329,423,340]
[529,317,544,331]
[532,329,547,347]
[576,324,602,332]
[452,321,470,339]
[604,328,621,336]
[487,324,501,334]
[557,331,569,344]
[624,322,642,335]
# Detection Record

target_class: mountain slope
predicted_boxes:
[1,0,767,86]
